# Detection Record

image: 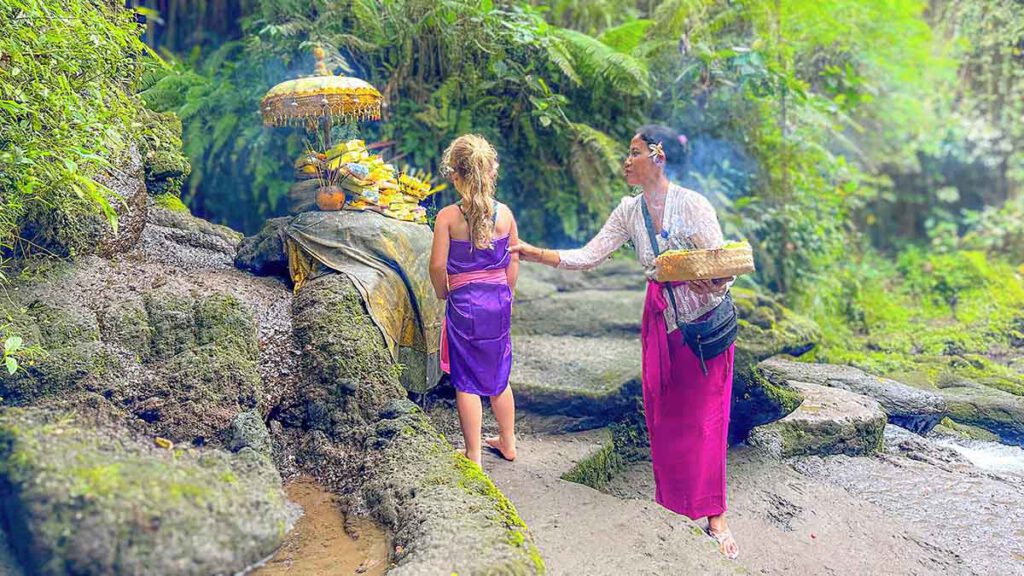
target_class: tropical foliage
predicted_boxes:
[0,0,149,268]
[139,0,1022,290]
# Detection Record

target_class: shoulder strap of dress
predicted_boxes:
[454,199,498,224]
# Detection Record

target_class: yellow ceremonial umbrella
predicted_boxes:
[260,46,382,148]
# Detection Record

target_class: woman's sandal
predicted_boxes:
[707,526,739,560]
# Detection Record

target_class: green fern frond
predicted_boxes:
[544,37,582,85]
[568,123,624,210]
[650,0,712,38]
[597,19,654,54]
[552,29,650,96]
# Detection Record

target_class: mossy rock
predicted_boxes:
[227,411,273,457]
[512,290,644,337]
[138,207,242,271]
[123,293,263,443]
[18,145,148,258]
[731,287,821,374]
[510,334,642,430]
[291,274,406,432]
[0,407,288,576]
[930,417,1001,443]
[235,217,291,278]
[729,363,804,444]
[561,407,649,492]
[728,289,821,442]
[27,299,99,349]
[143,289,197,361]
[141,344,262,443]
[1,282,266,445]
[137,107,191,196]
[153,193,190,214]
[747,381,887,458]
[362,407,544,575]
[98,297,152,361]
[0,343,104,406]
[757,356,948,434]
[937,383,1024,445]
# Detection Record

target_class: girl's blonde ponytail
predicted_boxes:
[441,135,499,250]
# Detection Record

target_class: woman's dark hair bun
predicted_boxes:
[636,124,687,171]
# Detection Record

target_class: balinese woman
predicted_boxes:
[511,125,739,559]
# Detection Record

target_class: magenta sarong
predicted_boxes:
[641,280,734,519]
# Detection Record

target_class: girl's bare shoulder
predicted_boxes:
[436,204,462,220]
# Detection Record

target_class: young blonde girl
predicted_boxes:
[429,134,519,467]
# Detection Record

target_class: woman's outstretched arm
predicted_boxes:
[512,198,631,270]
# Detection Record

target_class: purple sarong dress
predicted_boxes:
[440,233,513,397]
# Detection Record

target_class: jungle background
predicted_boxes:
[1,0,1023,392]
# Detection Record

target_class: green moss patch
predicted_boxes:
[0,407,287,575]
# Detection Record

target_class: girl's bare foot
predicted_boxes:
[459,448,482,467]
[484,436,517,461]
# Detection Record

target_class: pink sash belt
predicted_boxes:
[440,269,509,374]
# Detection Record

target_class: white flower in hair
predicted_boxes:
[648,141,666,163]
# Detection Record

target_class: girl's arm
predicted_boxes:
[429,208,452,300]
[505,208,520,294]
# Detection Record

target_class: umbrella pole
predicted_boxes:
[322,115,332,150]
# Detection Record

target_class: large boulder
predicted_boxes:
[758,357,948,433]
[137,107,191,197]
[0,255,279,447]
[93,144,149,256]
[730,288,820,372]
[748,381,887,458]
[18,145,148,259]
[134,206,242,271]
[289,273,408,434]
[729,288,821,442]
[0,408,289,575]
[280,274,545,574]
[362,401,544,575]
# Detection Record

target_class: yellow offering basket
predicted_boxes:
[654,242,756,282]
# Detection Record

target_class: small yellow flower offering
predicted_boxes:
[654,241,756,282]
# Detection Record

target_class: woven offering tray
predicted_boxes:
[654,241,755,282]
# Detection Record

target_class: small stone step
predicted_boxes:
[511,334,641,429]
[748,381,887,458]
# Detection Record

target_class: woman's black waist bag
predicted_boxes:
[641,198,738,375]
